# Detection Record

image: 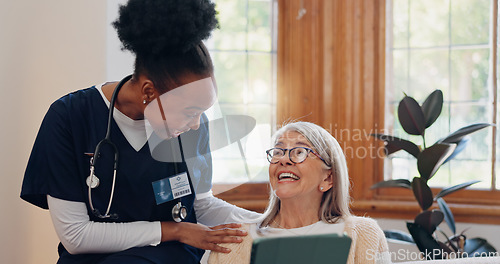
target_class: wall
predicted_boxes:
[0,1,106,263]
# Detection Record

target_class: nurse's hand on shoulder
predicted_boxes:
[160,222,247,253]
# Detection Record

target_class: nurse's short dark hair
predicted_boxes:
[112,0,219,93]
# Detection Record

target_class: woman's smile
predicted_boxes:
[277,171,301,183]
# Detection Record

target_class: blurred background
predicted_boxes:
[2,1,500,263]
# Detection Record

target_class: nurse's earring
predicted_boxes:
[143,95,154,105]
[320,186,324,191]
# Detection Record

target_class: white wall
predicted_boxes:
[106,0,134,80]
[0,1,106,263]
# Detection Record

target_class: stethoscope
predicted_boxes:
[86,74,188,222]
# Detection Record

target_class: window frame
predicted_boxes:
[213,0,500,225]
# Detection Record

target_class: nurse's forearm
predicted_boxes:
[160,221,248,253]
[47,195,161,254]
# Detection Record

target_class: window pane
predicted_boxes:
[409,0,449,47]
[451,0,491,45]
[409,49,449,96]
[385,157,417,181]
[248,105,273,125]
[393,0,409,49]
[248,0,272,51]
[430,160,491,189]
[391,50,409,100]
[450,49,490,101]
[212,51,246,104]
[211,0,247,50]
[249,53,272,104]
[449,103,490,130]
[447,160,491,188]
[212,158,250,183]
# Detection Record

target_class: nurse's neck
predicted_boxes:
[102,79,145,120]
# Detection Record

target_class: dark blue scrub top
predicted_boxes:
[21,87,212,264]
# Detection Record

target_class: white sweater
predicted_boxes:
[208,216,391,264]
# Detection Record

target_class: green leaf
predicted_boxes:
[371,134,420,158]
[414,210,444,234]
[421,90,443,128]
[407,222,444,259]
[442,137,470,164]
[440,123,493,144]
[371,179,412,189]
[412,177,434,211]
[435,180,480,200]
[398,96,426,136]
[383,230,415,244]
[436,198,456,235]
[417,143,456,181]
[464,238,498,255]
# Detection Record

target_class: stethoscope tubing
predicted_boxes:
[87,75,131,219]
[87,74,188,222]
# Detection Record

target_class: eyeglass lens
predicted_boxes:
[267,147,310,164]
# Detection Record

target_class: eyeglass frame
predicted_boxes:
[265,147,329,166]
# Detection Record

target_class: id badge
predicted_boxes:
[152,172,192,205]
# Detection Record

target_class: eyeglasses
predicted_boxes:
[266,147,328,165]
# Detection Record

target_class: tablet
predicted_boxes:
[250,233,352,264]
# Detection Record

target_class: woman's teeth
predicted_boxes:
[278,172,300,181]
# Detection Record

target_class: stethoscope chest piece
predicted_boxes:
[172,201,187,222]
[86,174,100,189]
[86,157,100,189]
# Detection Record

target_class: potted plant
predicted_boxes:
[371,89,497,259]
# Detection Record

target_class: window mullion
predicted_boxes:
[491,0,498,190]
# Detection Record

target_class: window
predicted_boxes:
[386,0,498,190]
[216,0,500,223]
[206,0,278,185]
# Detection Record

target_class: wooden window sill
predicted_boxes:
[214,183,500,225]
[351,200,500,225]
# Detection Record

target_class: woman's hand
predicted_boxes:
[161,222,247,253]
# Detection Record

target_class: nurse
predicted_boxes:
[20,0,259,263]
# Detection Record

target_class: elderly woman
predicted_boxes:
[209,121,390,264]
